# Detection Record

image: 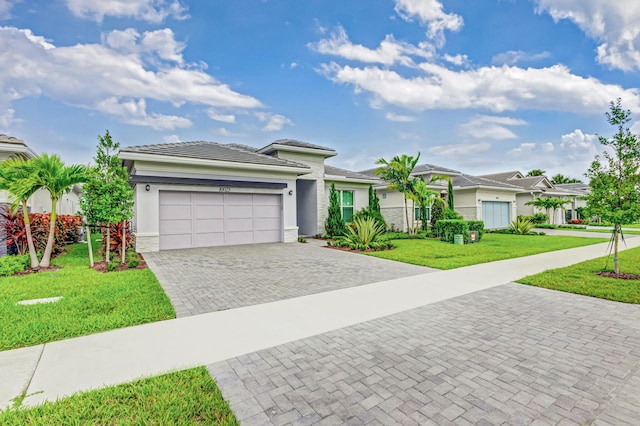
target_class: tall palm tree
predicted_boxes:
[26,154,86,268]
[0,157,41,269]
[525,197,554,224]
[375,153,420,234]
[410,176,447,233]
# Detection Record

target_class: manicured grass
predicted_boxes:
[518,247,640,303]
[581,228,640,235]
[0,367,238,425]
[0,237,175,351]
[367,233,608,269]
[623,223,640,229]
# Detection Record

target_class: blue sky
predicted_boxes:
[1,0,640,179]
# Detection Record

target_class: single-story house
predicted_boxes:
[119,139,377,252]
[360,164,524,231]
[479,171,586,223]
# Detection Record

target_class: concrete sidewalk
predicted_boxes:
[2,237,640,411]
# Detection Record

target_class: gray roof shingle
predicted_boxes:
[325,165,380,181]
[120,141,310,169]
[270,139,336,152]
[359,163,461,177]
[453,174,524,190]
[0,134,25,145]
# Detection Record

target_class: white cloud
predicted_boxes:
[506,129,601,177]
[443,53,469,67]
[96,97,192,130]
[207,109,236,123]
[393,0,463,46]
[459,115,527,140]
[0,106,15,127]
[65,0,187,23]
[309,26,434,66]
[534,0,640,71]
[320,62,640,114]
[217,127,246,137]
[0,26,263,129]
[289,62,298,69]
[491,50,551,66]
[386,112,415,122]
[429,142,491,156]
[256,112,293,131]
[0,0,19,19]
[163,134,180,143]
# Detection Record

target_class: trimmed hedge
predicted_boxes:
[435,219,485,243]
[0,254,30,277]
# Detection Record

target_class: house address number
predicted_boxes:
[218,185,231,192]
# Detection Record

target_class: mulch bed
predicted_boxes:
[14,265,61,276]
[92,258,148,273]
[324,245,395,254]
[595,271,640,280]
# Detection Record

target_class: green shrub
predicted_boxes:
[0,254,30,277]
[333,217,392,250]
[435,220,470,243]
[443,208,463,220]
[383,230,431,240]
[107,259,120,272]
[467,220,485,241]
[325,183,347,237]
[352,206,387,231]
[509,217,534,235]
[297,236,307,243]
[126,250,140,268]
[529,213,549,224]
[430,202,444,228]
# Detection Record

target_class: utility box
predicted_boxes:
[468,231,479,243]
[454,234,464,245]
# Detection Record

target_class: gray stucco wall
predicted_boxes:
[457,207,478,221]
[296,179,317,236]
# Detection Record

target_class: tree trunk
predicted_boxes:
[121,220,126,264]
[87,224,94,267]
[105,226,110,263]
[21,201,39,270]
[404,195,411,235]
[39,197,57,268]
[614,224,620,274]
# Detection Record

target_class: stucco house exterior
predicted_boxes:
[479,171,586,223]
[361,164,523,231]
[119,139,377,252]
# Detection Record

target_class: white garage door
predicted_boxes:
[159,191,282,250]
[482,201,511,229]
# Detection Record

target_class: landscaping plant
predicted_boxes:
[509,217,534,235]
[325,183,347,236]
[375,153,420,234]
[333,216,391,250]
[585,99,640,274]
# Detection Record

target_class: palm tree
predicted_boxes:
[375,153,420,234]
[549,198,572,223]
[410,177,447,233]
[525,197,554,223]
[0,157,41,269]
[26,154,86,268]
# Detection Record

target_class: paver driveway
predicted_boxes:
[208,283,640,425]
[143,240,435,317]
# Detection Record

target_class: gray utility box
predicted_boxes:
[468,231,479,243]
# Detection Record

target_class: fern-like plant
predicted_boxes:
[509,217,534,235]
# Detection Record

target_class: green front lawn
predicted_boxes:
[367,233,608,269]
[0,238,175,351]
[0,367,238,425]
[517,247,640,303]
[623,223,640,229]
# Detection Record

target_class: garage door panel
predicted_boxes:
[226,231,255,245]
[255,230,281,243]
[482,201,510,229]
[195,218,224,233]
[160,191,191,205]
[253,194,281,206]
[193,232,225,247]
[193,192,224,205]
[256,205,280,218]
[226,205,253,218]
[227,218,254,232]
[160,219,191,235]
[195,205,223,218]
[160,233,192,250]
[256,217,280,230]
[160,205,192,220]
[225,193,253,205]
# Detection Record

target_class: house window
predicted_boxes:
[339,190,354,222]
[414,206,431,221]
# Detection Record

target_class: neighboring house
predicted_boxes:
[1,134,82,257]
[118,139,378,252]
[479,171,585,223]
[361,164,522,231]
